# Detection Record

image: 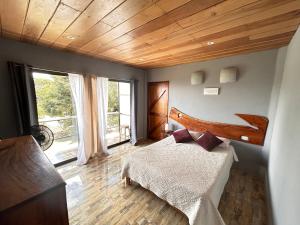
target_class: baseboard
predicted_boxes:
[264,169,274,225]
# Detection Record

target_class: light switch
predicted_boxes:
[204,87,219,95]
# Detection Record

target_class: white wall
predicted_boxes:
[263,47,287,161]
[148,50,278,168]
[0,38,147,139]
[268,27,300,225]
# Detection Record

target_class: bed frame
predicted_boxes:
[169,107,268,146]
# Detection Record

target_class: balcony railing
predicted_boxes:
[107,112,130,129]
[107,112,130,146]
[38,113,130,148]
[39,116,78,140]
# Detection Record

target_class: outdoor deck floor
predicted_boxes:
[45,131,130,164]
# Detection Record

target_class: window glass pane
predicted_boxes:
[33,72,78,165]
[107,113,119,130]
[119,82,130,95]
[120,114,130,128]
[106,81,131,146]
[119,82,130,116]
[108,81,119,112]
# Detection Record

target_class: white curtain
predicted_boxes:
[69,73,108,165]
[96,77,109,155]
[69,73,90,164]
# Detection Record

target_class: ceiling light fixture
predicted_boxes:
[207,41,215,45]
[65,35,79,40]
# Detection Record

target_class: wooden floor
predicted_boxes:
[57,140,267,225]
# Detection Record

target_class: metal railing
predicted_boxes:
[39,116,78,140]
[107,112,130,130]
[38,113,130,143]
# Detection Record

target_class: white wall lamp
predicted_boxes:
[220,67,238,83]
[191,71,205,85]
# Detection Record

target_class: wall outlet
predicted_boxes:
[241,136,249,141]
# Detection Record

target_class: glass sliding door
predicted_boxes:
[33,71,78,165]
[106,80,131,147]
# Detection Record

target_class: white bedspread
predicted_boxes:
[121,136,238,225]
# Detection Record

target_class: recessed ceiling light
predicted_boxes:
[207,41,215,45]
[65,35,79,40]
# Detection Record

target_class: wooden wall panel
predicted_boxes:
[0,0,299,68]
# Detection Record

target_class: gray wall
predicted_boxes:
[268,27,300,225]
[0,38,147,139]
[148,50,278,168]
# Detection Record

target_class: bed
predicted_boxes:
[121,107,268,225]
[121,136,238,225]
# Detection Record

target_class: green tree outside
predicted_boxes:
[107,81,119,129]
[34,76,75,118]
[33,75,122,137]
[33,74,77,139]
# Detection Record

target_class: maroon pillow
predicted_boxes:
[173,129,193,143]
[195,131,223,151]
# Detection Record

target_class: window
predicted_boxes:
[33,71,78,165]
[106,80,131,146]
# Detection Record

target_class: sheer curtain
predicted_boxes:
[96,77,109,155]
[69,73,108,165]
[69,73,90,164]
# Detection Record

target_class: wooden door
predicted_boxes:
[148,81,169,140]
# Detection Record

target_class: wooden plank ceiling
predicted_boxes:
[0,0,299,68]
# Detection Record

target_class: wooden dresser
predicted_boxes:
[0,136,69,225]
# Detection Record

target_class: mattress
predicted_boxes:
[121,136,238,225]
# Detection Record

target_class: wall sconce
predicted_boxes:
[191,71,205,85]
[220,67,238,83]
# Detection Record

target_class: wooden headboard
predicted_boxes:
[169,107,269,146]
